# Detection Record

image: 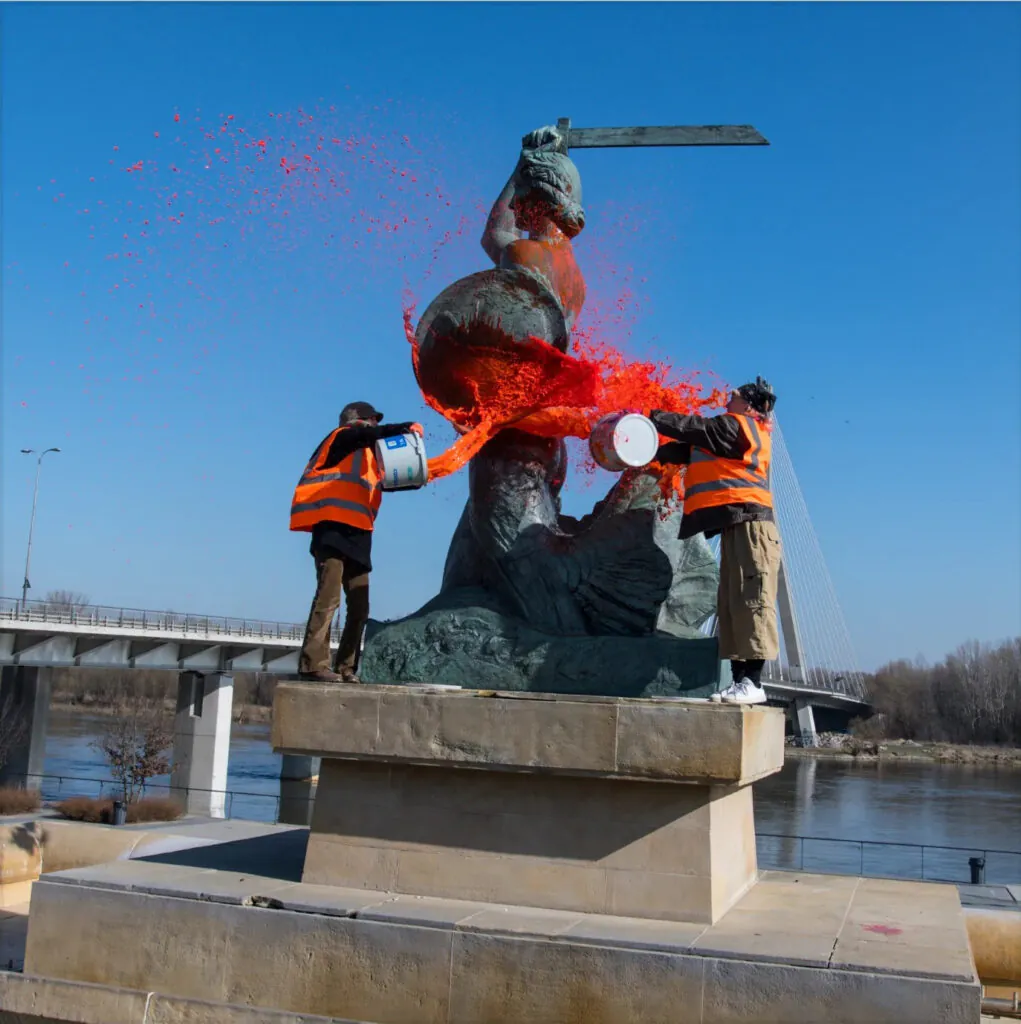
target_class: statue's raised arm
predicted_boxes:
[480,126,579,267]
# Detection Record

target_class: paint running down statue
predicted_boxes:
[362,126,722,696]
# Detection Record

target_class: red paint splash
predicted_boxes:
[404,304,725,486]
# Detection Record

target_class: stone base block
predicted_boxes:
[16,862,981,1024]
[304,757,758,924]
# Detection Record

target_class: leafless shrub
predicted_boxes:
[53,795,109,823]
[0,786,42,814]
[125,795,183,823]
[53,794,183,824]
[91,696,173,804]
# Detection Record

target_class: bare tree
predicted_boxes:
[859,638,1021,745]
[44,590,90,615]
[91,697,173,803]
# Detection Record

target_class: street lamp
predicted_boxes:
[20,447,60,612]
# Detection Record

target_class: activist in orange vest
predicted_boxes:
[291,401,422,683]
[651,378,780,706]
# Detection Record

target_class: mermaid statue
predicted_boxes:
[361,126,723,696]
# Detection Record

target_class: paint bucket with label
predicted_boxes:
[375,431,429,491]
[589,412,659,472]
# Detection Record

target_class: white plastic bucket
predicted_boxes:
[375,432,429,491]
[589,412,659,472]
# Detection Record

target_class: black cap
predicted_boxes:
[340,401,383,424]
[736,377,776,415]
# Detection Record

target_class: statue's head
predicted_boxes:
[511,148,585,239]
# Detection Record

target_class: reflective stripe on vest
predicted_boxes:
[289,428,382,533]
[682,414,773,515]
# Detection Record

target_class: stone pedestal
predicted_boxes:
[272,684,784,925]
[5,683,983,1024]
[170,671,233,817]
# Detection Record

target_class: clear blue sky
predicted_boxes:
[2,2,1019,670]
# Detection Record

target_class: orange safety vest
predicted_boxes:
[289,427,382,533]
[682,414,773,515]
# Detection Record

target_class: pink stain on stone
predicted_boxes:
[862,924,903,936]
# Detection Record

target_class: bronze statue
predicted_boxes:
[364,125,720,695]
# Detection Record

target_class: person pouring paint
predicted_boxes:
[651,378,780,705]
[290,402,424,683]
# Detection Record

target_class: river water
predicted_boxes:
[37,710,1021,884]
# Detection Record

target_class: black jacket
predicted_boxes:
[651,411,774,540]
[309,422,415,570]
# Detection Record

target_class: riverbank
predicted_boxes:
[788,736,1021,766]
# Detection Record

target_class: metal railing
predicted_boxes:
[758,831,1021,886]
[16,773,1021,888]
[0,596,339,644]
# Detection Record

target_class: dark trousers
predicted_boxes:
[298,552,370,674]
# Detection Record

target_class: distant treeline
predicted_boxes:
[856,638,1021,747]
[50,668,278,710]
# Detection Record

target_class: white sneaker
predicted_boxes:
[716,678,767,705]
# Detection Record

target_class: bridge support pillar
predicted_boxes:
[171,671,232,817]
[278,754,319,826]
[0,665,52,789]
[789,698,818,747]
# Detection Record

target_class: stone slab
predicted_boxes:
[0,971,360,1023]
[18,864,982,1024]
[34,859,294,906]
[37,817,306,875]
[272,683,785,785]
[832,876,980,982]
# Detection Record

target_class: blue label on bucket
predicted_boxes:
[385,436,408,450]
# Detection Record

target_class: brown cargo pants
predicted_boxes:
[717,519,782,662]
[297,552,370,675]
